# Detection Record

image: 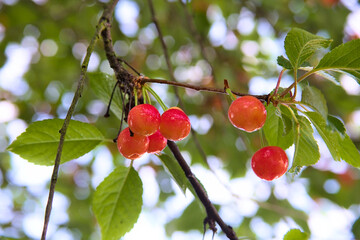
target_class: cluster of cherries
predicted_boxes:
[117,104,191,160]
[228,96,289,181]
[117,95,288,181]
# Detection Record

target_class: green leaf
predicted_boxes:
[291,116,320,171]
[7,119,104,165]
[263,104,294,150]
[285,28,332,70]
[88,72,123,120]
[304,112,341,161]
[93,166,143,240]
[336,133,360,168]
[315,39,360,83]
[327,115,346,136]
[283,229,309,240]
[301,86,328,119]
[304,112,360,168]
[277,55,293,70]
[352,217,360,239]
[157,154,189,193]
[165,199,206,235]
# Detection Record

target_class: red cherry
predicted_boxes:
[228,96,266,132]
[159,107,191,141]
[128,104,161,136]
[147,130,167,154]
[251,146,289,181]
[117,127,149,160]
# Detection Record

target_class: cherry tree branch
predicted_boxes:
[141,78,269,101]
[40,1,119,239]
[101,3,238,238]
[167,141,239,240]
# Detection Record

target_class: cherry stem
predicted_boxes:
[224,79,237,101]
[133,87,138,106]
[142,87,147,104]
[279,69,316,98]
[105,80,120,117]
[144,84,168,111]
[117,57,141,76]
[140,78,268,102]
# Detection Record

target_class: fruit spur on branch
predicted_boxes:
[112,77,191,160]
[110,25,360,183]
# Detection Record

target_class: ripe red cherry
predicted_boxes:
[128,104,161,136]
[228,96,267,132]
[117,127,149,160]
[147,130,167,154]
[251,146,289,181]
[159,107,191,141]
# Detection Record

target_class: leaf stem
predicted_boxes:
[280,70,316,98]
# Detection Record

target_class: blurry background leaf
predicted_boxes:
[283,229,309,240]
[88,72,124,120]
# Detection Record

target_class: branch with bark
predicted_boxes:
[41,1,119,239]
[42,1,243,239]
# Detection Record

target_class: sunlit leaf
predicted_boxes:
[304,112,360,167]
[291,116,320,171]
[315,39,360,83]
[301,86,328,119]
[283,229,309,240]
[304,112,341,161]
[7,119,104,165]
[327,115,346,136]
[93,166,143,240]
[263,104,294,150]
[277,55,293,70]
[285,28,332,70]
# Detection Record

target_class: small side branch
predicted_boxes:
[141,78,269,101]
[40,1,119,240]
[167,141,239,240]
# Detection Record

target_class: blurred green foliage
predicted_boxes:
[1,0,359,239]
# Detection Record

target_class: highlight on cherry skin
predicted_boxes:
[159,107,191,141]
[147,130,167,154]
[117,127,149,160]
[128,103,161,136]
[228,96,267,132]
[251,146,289,181]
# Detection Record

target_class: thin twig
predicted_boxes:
[177,0,217,85]
[41,1,119,239]
[147,0,214,171]
[118,57,141,76]
[167,141,239,240]
[147,0,175,82]
[141,78,269,101]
